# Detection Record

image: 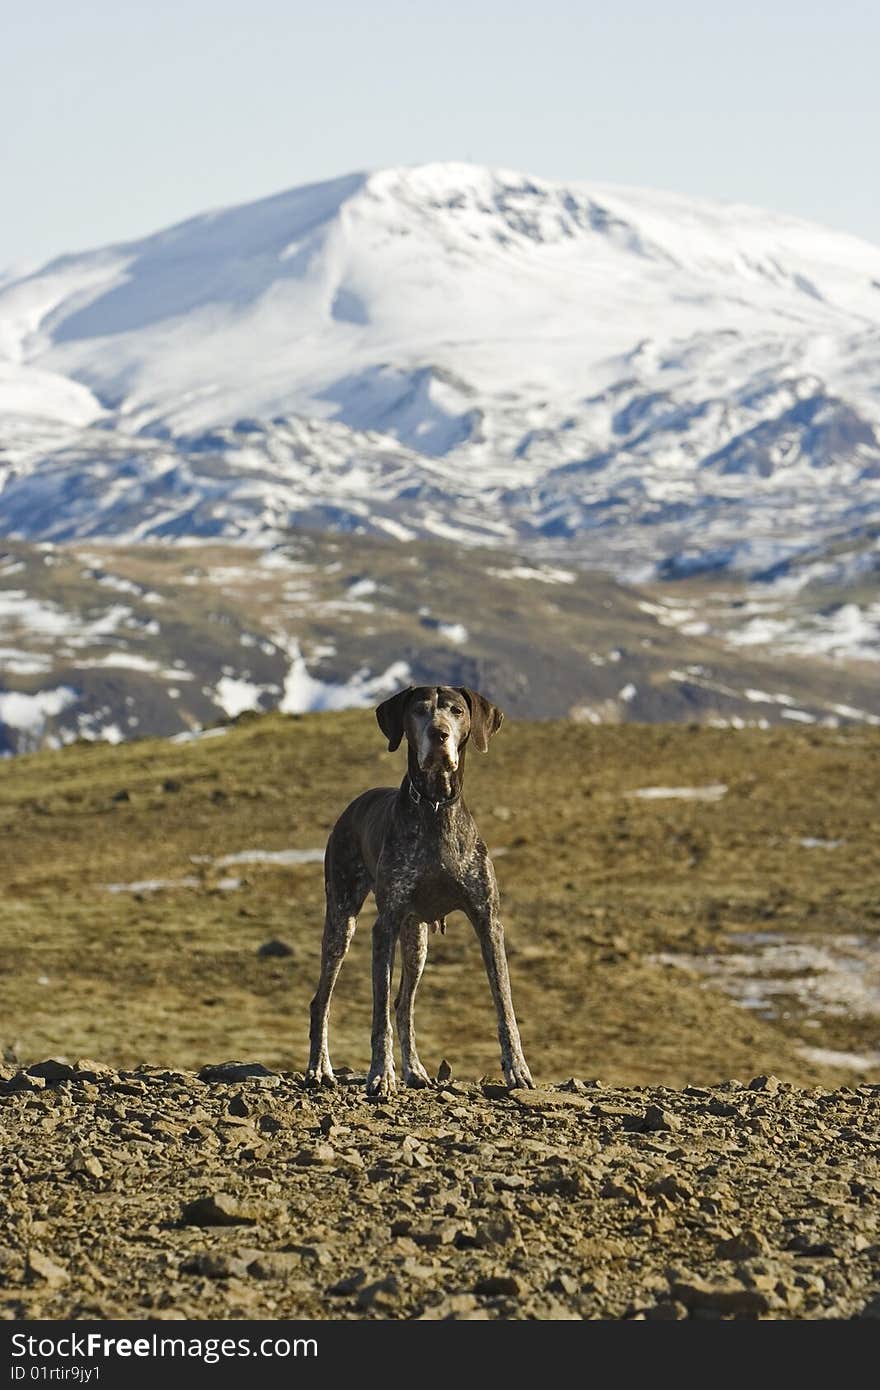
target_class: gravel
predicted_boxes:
[1,1062,878,1320]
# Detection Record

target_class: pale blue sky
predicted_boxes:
[3,0,878,271]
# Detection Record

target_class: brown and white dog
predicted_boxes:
[306,684,533,1097]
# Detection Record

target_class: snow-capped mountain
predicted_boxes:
[2,163,880,574]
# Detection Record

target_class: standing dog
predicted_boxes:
[306,685,534,1097]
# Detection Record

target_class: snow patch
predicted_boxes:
[797,1045,880,1071]
[728,603,880,662]
[0,647,52,675]
[75,652,161,673]
[106,878,201,894]
[214,676,268,718]
[657,931,880,1025]
[212,848,325,867]
[626,783,728,801]
[0,685,77,734]
[487,565,577,584]
[743,689,797,706]
[278,640,410,714]
[346,578,377,599]
[169,726,229,744]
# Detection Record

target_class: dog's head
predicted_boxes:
[375,685,504,772]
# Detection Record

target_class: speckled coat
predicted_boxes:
[306,685,534,1097]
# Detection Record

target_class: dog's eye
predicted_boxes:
[449,705,464,716]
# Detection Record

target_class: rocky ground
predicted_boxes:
[1,1058,878,1321]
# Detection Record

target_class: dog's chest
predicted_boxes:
[379,830,470,916]
[410,863,466,917]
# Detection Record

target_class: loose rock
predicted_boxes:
[668,1269,774,1315]
[26,1251,69,1288]
[181,1193,262,1226]
[474,1273,521,1297]
[257,940,294,959]
[197,1061,277,1084]
[716,1229,770,1260]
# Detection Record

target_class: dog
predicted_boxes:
[306,684,534,1097]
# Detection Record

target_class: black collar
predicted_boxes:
[407,776,461,813]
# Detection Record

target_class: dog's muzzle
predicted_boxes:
[418,724,459,772]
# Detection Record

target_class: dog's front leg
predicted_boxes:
[469,908,534,1090]
[366,914,398,1098]
[395,918,431,1088]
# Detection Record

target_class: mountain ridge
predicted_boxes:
[2,161,879,578]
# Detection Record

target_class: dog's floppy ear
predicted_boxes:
[375,686,414,752]
[458,688,504,753]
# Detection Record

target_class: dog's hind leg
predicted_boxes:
[466,908,534,1090]
[394,918,430,1088]
[306,867,369,1088]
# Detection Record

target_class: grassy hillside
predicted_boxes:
[1,713,878,1087]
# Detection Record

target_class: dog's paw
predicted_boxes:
[365,1063,396,1099]
[403,1062,431,1089]
[304,1065,337,1089]
[503,1059,534,1089]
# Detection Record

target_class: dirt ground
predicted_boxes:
[1,1062,878,1320]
